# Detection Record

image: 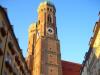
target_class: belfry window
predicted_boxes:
[47,8,49,11]
[48,14,53,23]
[33,34,36,51]
[38,20,40,25]
[50,9,52,12]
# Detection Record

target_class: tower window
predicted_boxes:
[38,20,40,25]
[50,9,52,12]
[47,8,49,11]
[41,9,43,12]
[48,14,52,23]
[43,8,46,13]
[50,69,52,72]
[50,48,51,50]
[50,54,52,57]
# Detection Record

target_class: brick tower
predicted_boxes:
[26,1,62,75]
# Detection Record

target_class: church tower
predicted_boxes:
[26,1,62,75]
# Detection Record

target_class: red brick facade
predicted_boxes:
[62,61,81,75]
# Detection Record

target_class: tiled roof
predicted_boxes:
[62,60,81,75]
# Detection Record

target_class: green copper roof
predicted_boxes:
[42,0,55,7]
[43,0,54,5]
[37,1,56,12]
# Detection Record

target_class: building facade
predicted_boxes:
[26,1,62,75]
[80,16,100,75]
[0,6,30,75]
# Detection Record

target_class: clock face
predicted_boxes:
[47,27,54,35]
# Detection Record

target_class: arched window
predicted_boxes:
[48,14,53,23]
[32,34,36,53]
[38,20,40,25]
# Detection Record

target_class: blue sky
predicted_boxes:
[0,0,100,64]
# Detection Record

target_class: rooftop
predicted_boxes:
[62,60,81,75]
